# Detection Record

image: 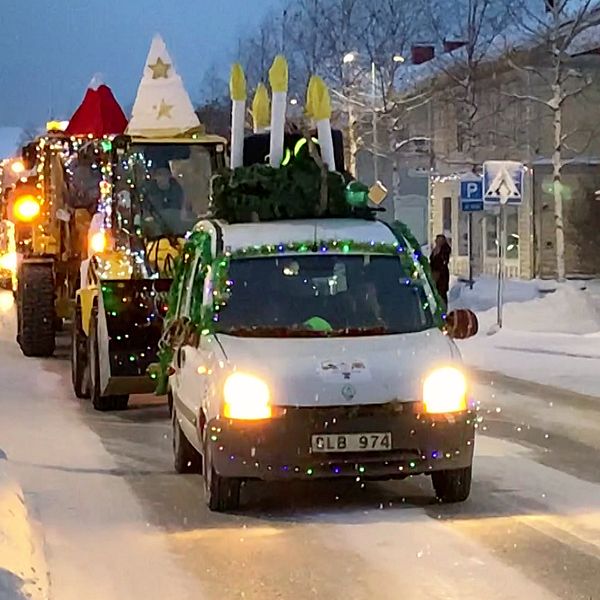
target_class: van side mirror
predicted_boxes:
[446,309,478,339]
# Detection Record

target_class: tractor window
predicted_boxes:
[114,143,219,241]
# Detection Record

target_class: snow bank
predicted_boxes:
[451,277,600,334]
[453,277,600,396]
[0,460,48,600]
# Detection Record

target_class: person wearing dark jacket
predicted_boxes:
[430,234,451,308]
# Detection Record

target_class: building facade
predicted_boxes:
[383,40,600,279]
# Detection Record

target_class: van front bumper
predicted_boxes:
[207,402,475,481]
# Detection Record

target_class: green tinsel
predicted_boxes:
[210,156,361,223]
[389,220,447,327]
[155,230,213,395]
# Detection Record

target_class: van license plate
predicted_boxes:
[311,433,392,453]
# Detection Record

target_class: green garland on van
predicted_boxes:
[154,229,214,395]
[389,220,446,327]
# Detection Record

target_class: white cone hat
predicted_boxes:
[126,34,200,137]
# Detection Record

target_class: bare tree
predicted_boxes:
[506,0,599,280]
[427,0,519,170]
[237,12,284,89]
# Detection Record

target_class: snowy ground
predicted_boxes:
[452,277,600,398]
[0,461,48,600]
[1,290,600,599]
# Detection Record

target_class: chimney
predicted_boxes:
[411,45,435,65]
[443,40,467,53]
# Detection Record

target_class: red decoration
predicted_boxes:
[446,309,478,339]
[65,84,128,138]
[411,45,435,65]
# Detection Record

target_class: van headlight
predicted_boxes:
[223,372,272,420]
[423,367,467,414]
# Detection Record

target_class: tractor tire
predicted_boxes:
[17,263,55,357]
[88,309,129,412]
[71,305,89,399]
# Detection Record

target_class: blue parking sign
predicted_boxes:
[460,178,483,212]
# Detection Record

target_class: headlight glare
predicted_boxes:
[223,372,271,420]
[423,367,467,414]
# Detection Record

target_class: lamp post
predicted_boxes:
[342,52,404,183]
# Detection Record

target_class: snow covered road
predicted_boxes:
[0,295,599,599]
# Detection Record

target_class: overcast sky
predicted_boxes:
[0,0,276,128]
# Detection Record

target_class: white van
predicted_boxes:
[167,217,478,511]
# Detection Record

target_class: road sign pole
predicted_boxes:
[483,160,524,333]
[468,212,474,290]
[496,201,508,329]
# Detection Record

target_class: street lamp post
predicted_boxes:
[342,52,404,183]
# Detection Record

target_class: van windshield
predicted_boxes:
[217,254,435,337]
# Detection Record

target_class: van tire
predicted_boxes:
[432,466,472,503]
[172,408,202,474]
[204,444,240,512]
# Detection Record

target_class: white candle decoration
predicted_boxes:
[268,56,288,168]
[229,63,247,169]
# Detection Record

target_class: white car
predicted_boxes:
[168,218,477,511]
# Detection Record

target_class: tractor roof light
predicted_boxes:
[10,160,25,175]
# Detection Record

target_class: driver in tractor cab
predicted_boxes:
[146,166,183,212]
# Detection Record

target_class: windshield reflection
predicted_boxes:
[217,255,434,338]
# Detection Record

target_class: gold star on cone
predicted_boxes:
[156,99,174,119]
[148,57,171,79]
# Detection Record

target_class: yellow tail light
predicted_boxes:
[13,195,41,222]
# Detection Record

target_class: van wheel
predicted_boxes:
[172,408,202,474]
[204,443,240,512]
[71,305,89,399]
[432,466,472,503]
[88,309,129,411]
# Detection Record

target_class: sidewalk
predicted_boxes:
[0,457,49,600]
[451,277,600,399]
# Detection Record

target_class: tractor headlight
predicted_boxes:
[13,196,40,222]
[89,230,109,254]
[423,367,467,414]
[223,372,271,420]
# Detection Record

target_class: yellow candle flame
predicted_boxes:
[230,63,247,101]
[252,83,271,130]
[269,55,288,93]
[307,75,331,121]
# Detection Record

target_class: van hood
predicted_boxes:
[216,329,461,407]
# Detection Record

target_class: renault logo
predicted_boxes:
[341,384,356,401]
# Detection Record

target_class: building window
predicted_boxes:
[485,215,498,258]
[506,207,520,260]
[484,208,519,260]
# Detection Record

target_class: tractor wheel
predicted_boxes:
[71,305,89,399]
[88,309,129,412]
[17,263,55,357]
